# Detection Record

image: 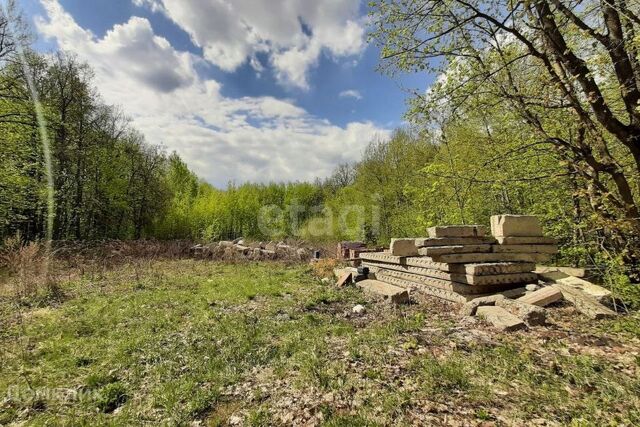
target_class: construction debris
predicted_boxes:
[360,216,555,304]
[553,283,617,319]
[476,306,527,331]
[537,270,611,302]
[495,298,546,326]
[518,286,563,307]
[356,279,410,304]
[346,214,616,330]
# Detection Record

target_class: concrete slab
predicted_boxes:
[427,225,487,238]
[390,238,419,256]
[418,244,492,256]
[492,244,558,254]
[490,215,543,237]
[518,286,563,307]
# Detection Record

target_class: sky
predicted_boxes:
[19,0,430,187]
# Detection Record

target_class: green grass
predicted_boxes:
[1,259,639,426]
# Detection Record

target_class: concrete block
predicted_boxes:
[496,298,546,326]
[476,306,527,331]
[460,295,505,316]
[518,286,563,307]
[427,225,486,238]
[357,279,410,304]
[490,215,543,237]
[390,238,419,256]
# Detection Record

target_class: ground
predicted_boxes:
[0,259,639,426]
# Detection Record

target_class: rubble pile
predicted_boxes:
[359,215,556,303]
[190,238,313,261]
[337,214,617,330]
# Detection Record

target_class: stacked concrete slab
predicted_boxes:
[360,215,558,303]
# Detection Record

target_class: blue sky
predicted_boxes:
[21,0,431,186]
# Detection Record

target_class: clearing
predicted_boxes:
[1,260,639,426]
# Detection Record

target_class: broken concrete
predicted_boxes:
[553,283,616,319]
[476,306,527,331]
[518,286,563,307]
[490,215,543,237]
[356,279,410,304]
[460,295,505,316]
[537,271,611,303]
[496,298,546,326]
[427,225,487,238]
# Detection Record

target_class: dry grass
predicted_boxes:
[0,235,61,300]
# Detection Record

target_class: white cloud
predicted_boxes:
[36,0,389,187]
[339,89,363,100]
[137,0,365,89]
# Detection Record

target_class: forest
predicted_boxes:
[1,0,639,283]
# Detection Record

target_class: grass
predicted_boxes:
[0,259,639,425]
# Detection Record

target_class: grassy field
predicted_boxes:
[1,259,639,426]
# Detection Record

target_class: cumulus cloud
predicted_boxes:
[35,0,388,186]
[339,89,363,100]
[136,0,365,89]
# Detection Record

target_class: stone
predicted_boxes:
[415,236,497,247]
[296,248,309,258]
[496,236,558,245]
[496,298,546,326]
[427,225,486,238]
[218,240,234,248]
[518,286,563,307]
[476,306,527,331]
[490,215,543,237]
[537,271,611,302]
[525,284,540,292]
[321,278,331,284]
[418,244,492,256]
[265,241,277,251]
[492,244,558,254]
[389,238,419,256]
[460,294,505,316]
[553,284,616,319]
[356,279,410,304]
[232,237,244,244]
[352,304,366,315]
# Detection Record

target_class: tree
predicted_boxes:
[370,0,640,271]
